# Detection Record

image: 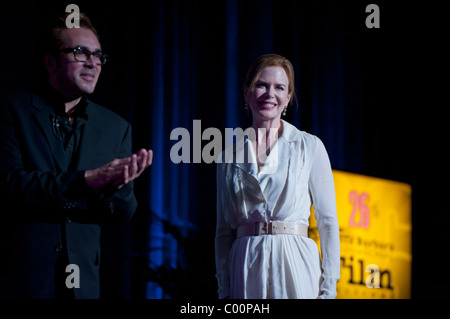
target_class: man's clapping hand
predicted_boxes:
[84,148,153,190]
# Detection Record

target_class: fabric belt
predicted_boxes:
[236,221,308,238]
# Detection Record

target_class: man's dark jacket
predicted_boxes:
[0,89,137,298]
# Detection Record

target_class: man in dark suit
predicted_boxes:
[0,13,152,298]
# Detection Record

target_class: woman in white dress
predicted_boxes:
[215,54,340,299]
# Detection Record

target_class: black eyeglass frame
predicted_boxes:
[60,46,108,65]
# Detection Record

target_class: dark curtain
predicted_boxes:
[1,0,445,298]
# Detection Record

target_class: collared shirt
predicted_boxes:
[43,87,89,171]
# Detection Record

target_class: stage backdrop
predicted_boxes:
[0,0,428,298]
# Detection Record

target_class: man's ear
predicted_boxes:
[44,54,57,74]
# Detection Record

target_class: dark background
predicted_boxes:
[0,0,446,299]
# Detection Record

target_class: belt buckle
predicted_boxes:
[255,222,272,235]
[254,223,260,235]
[267,222,273,235]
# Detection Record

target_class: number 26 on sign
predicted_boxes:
[348,191,370,229]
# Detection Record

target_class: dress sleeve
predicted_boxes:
[308,137,340,299]
[215,161,236,299]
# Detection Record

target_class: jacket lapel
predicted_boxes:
[75,101,100,170]
[31,94,66,171]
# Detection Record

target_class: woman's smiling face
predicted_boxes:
[245,66,291,123]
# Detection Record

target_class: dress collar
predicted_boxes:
[224,120,298,177]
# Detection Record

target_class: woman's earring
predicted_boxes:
[244,102,248,110]
[282,105,288,116]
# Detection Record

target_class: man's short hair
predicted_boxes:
[40,12,99,57]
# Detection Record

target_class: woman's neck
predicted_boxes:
[252,118,283,145]
[251,119,283,166]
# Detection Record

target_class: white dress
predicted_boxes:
[215,120,340,299]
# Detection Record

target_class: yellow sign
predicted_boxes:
[309,170,412,299]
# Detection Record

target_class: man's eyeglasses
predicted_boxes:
[60,46,108,65]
